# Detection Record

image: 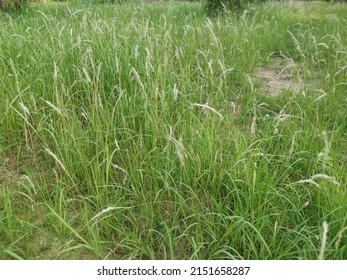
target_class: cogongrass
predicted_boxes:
[0,1,346,259]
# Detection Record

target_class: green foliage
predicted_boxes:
[0,0,26,11]
[1,1,347,260]
[204,0,268,15]
[204,0,243,15]
[80,0,136,4]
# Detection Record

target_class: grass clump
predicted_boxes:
[0,1,347,260]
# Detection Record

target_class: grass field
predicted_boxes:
[0,1,346,260]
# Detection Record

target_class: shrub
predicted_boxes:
[80,0,133,4]
[204,0,269,16]
[205,0,243,15]
[0,0,26,11]
[204,0,347,16]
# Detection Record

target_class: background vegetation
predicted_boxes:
[1,1,347,259]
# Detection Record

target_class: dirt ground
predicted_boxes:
[255,55,304,96]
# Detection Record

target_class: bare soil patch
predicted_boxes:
[255,56,304,97]
[0,150,22,187]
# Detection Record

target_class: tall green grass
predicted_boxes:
[0,1,346,259]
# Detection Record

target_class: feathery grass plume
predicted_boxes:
[19,102,30,115]
[173,83,179,101]
[112,163,128,184]
[290,174,340,188]
[10,101,36,134]
[318,131,331,169]
[173,136,186,167]
[134,44,139,60]
[313,89,327,103]
[163,125,173,152]
[318,221,329,260]
[44,100,63,115]
[15,100,32,149]
[145,47,154,77]
[36,10,49,20]
[90,206,132,223]
[287,30,306,59]
[251,106,257,136]
[21,175,37,195]
[334,65,347,77]
[206,18,220,47]
[53,61,58,83]
[311,174,340,185]
[230,101,236,114]
[44,147,70,178]
[82,67,91,84]
[288,131,300,158]
[130,66,145,93]
[192,102,224,120]
[247,75,257,135]
[293,179,322,187]
[29,94,38,112]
